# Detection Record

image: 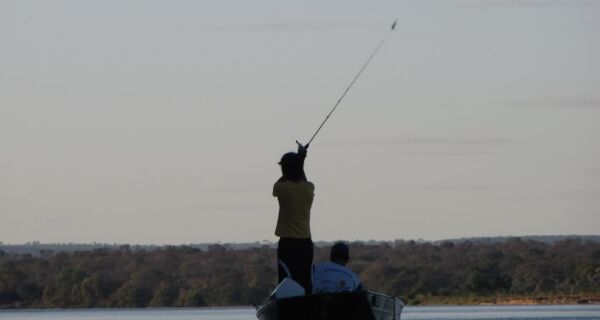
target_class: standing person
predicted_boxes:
[312,242,363,294]
[273,143,314,294]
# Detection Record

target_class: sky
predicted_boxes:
[1,0,599,244]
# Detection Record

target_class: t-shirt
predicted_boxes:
[273,180,314,238]
[312,262,363,294]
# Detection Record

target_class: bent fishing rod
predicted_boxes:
[296,19,397,150]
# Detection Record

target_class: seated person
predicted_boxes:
[312,242,363,294]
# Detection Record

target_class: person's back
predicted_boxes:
[312,261,362,293]
[273,179,314,238]
[312,242,363,294]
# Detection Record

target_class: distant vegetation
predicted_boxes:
[0,237,598,308]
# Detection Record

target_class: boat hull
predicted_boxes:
[256,291,403,320]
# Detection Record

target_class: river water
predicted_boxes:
[0,305,598,320]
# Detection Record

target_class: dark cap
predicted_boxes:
[278,152,299,165]
[330,242,349,261]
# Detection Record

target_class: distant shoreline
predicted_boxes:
[1,295,599,309]
[1,238,598,309]
[414,295,600,306]
[1,300,599,310]
[2,234,599,257]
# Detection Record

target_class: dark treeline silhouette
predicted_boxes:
[0,238,598,308]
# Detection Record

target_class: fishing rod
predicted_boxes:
[299,19,397,149]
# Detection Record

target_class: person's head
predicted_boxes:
[279,152,303,181]
[330,242,350,266]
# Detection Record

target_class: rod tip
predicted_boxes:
[391,19,397,30]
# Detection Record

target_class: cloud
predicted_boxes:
[459,0,591,8]
[14,216,72,224]
[388,184,489,192]
[176,202,271,216]
[395,150,499,157]
[323,136,512,157]
[327,136,513,147]
[504,96,600,109]
[215,20,378,32]
[40,217,71,223]
[197,185,264,194]
[516,188,600,201]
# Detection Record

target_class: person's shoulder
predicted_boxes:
[274,179,294,188]
[304,181,315,190]
[273,179,290,195]
[288,180,314,189]
[316,261,345,271]
[313,261,333,271]
[273,180,285,190]
[344,265,361,283]
[338,264,360,279]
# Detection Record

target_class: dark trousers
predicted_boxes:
[277,237,313,294]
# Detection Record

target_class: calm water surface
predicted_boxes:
[0,305,598,320]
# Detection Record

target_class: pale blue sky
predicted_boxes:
[1,0,599,244]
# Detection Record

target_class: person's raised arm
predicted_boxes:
[296,141,308,181]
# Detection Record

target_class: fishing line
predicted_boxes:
[303,19,398,147]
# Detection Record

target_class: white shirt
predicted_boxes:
[312,262,363,294]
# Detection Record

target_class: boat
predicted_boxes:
[256,290,404,320]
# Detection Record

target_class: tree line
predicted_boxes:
[0,238,598,308]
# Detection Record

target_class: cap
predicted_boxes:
[278,152,299,165]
